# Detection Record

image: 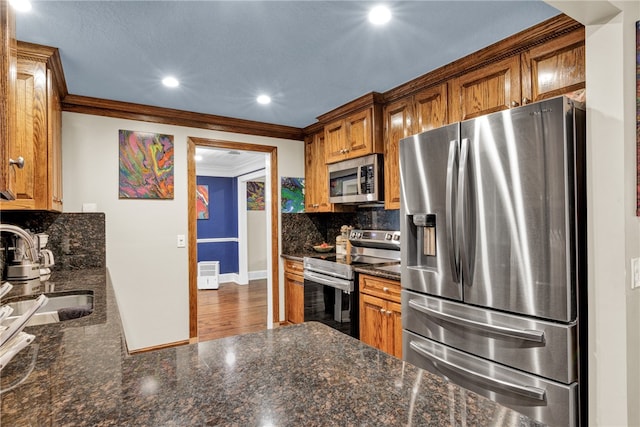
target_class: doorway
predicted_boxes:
[187,137,279,341]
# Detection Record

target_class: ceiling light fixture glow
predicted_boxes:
[10,0,32,12]
[368,5,391,25]
[194,155,203,161]
[257,95,271,105]
[162,76,180,88]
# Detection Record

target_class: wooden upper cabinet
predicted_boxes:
[305,132,331,212]
[324,104,383,164]
[305,131,353,213]
[0,42,64,211]
[383,84,447,210]
[324,119,347,163]
[0,2,17,200]
[521,29,585,104]
[383,98,412,210]
[448,55,521,123]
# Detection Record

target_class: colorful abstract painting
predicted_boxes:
[197,184,209,219]
[119,130,174,199]
[281,177,305,213]
[247,181,265,211]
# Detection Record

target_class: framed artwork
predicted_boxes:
[119,130,174,199]
[247,181,265,211]
[197,184,209,219]
[281,177,305,213]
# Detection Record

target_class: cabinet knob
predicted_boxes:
[510,100,520,107]
[380,308,386,313]
[383,287,389,292]
[9,156,24,169]
[522,97,531,105]
[386,310,392,315]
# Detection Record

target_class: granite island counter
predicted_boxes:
[1,269,544,426]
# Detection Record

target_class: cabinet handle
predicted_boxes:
[9,157,24,169]
[510,100,519,107]
[383,287,389,292]
[522,97,531,105]
[380,308,385,313]
[386,310,392,315]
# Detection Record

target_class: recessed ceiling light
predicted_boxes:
[162,76,179,88]
[257,95,271,105]
[10,0,32,12]
[368,5,391,25]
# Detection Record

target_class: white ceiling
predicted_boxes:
[195,147,267,177]
[15,1,560,130]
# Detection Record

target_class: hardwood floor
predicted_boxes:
[197,279,268,342]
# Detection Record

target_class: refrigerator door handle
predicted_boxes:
[457,137,471,285]
[445,140,459,283]
[409,340,547,401]
[408,299,546,343]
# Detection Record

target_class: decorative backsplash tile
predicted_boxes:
[281,208,400,254]
[0,212,106,273]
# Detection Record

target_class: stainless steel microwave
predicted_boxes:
[328,154,384,204]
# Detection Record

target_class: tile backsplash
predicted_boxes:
[0,212,106,276]
[281,207,400,254]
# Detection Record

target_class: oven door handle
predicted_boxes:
[304,271,354,293]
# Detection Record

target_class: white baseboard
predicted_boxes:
[248,270,268,280]
[219,271,266,285]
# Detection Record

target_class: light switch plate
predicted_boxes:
[631,258,640,289]
[177,235,186,248]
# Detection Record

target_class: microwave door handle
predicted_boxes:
[445,140,459,283]
[356,165,362,195]
[409,340,547,401]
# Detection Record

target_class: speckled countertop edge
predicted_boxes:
[0,268,544,426]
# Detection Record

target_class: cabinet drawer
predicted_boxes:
[283,259,303,276]
[359,274,401,303]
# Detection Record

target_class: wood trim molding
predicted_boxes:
[62,94,305,141]
[128,339,190,355]
[187,137,280,340]
[17,40,68,98]
[382,14,583,103]
[316,91,384,123]
[0,1,16,200]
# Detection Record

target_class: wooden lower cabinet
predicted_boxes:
[359,274,402,358]
[284,259,304,324]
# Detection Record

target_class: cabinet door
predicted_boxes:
[305,132,332,212]
[345,108,373,158]
[521,29,585,104]
[387,300,403,358]
[285,271,304,324]
[383,98,413,210]
[324,119,347,163]
[48,69,63,210]
[449,55,521,122]
[413,83,448,133]
[7,58,47,209]
[0,3,17,200]
[360,293,386,351]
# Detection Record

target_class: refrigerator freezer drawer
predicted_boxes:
[404,330,578,427]
[402,290,577,384]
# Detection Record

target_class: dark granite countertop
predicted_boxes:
[281,251,336,262]
[1,268,543,426]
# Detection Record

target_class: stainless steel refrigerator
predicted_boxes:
[400,96,586,427]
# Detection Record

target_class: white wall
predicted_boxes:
[61,112,304,351]
[547,1,640,425]
[247,210,267,275]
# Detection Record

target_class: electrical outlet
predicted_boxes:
[632,258,640,289]
[177,235,186,248]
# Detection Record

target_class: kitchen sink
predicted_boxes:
[1,291,94,327]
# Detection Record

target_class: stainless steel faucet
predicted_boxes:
[0,224,39,263]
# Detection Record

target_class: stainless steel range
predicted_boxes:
[303,229,400,338]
